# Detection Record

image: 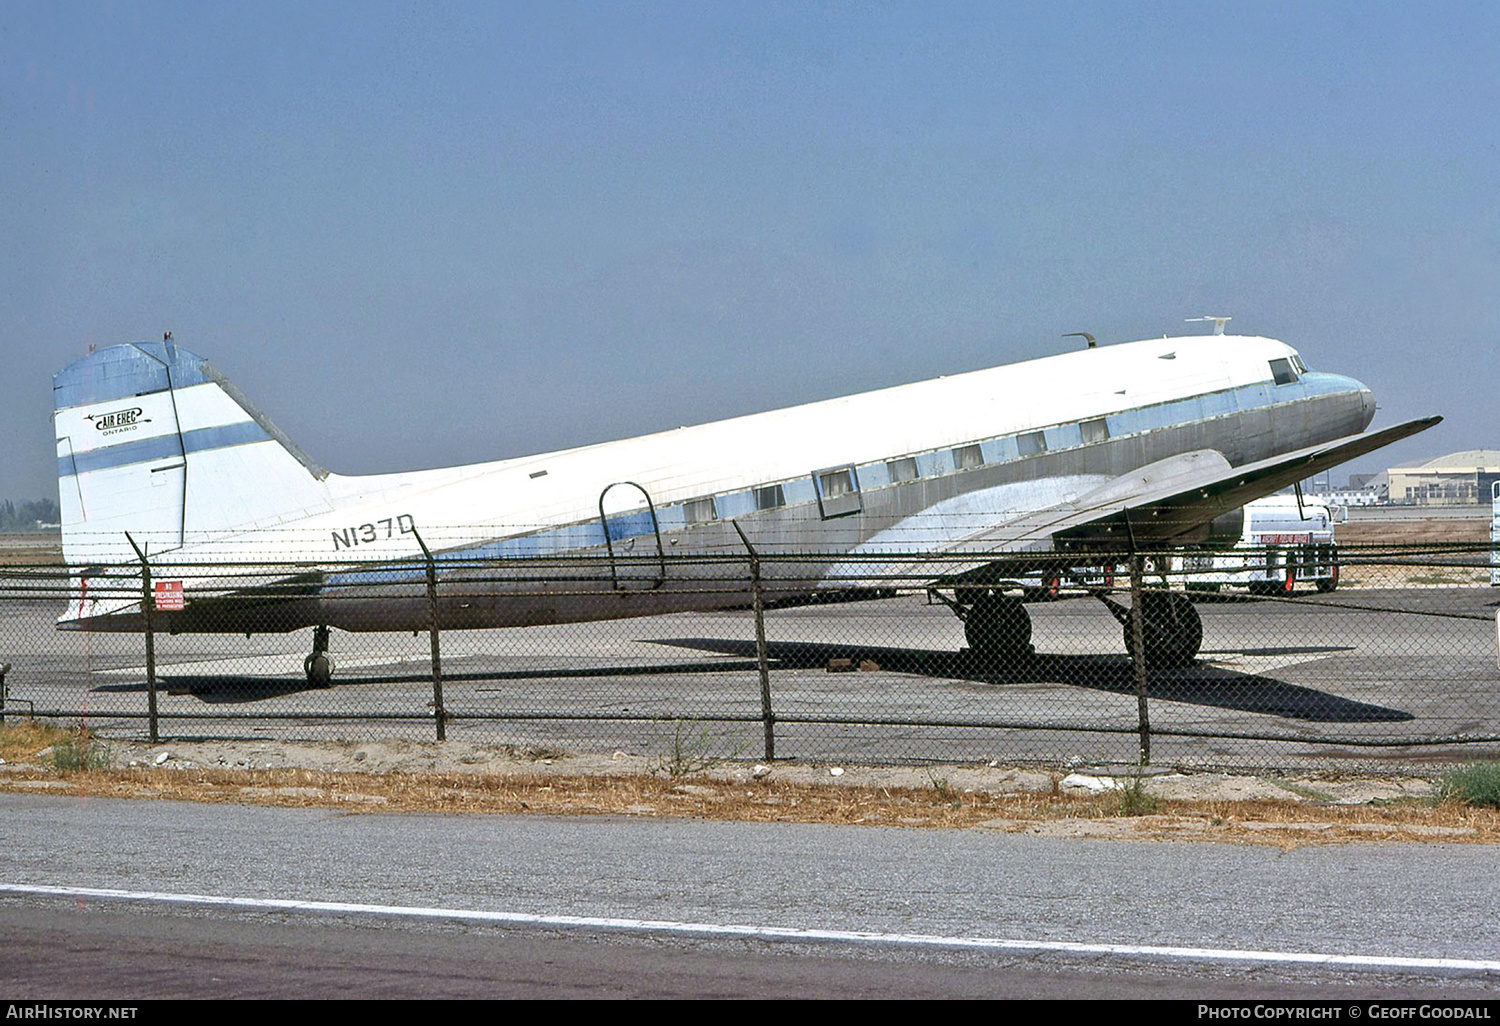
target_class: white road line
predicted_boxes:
[2,882,1496,972]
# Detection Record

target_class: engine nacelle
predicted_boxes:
[1202,506,1245,548]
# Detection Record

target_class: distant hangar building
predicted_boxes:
[1381,450,1500,506]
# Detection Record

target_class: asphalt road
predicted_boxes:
[2,795,1497,999]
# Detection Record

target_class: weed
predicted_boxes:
[650,720,738,778]
[1112,773,1160,817]
[1437,762,1500,809]
[928,772,959,806]
[50,723,108,772]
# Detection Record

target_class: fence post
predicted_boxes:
[124,533,159,744]
[1128,552,1151,767]
[411,530,446,742]
[731,522,775,761]
[0,662,9,728]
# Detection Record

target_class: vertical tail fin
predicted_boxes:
[54,341,332,565]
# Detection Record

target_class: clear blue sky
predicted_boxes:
[3,0,1496,500]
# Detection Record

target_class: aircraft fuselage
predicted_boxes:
[53,333,1376,635]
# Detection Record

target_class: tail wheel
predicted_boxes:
[305,652,334,687]
[305,625,334,687]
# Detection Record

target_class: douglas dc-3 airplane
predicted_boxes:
[53,324,1437,684]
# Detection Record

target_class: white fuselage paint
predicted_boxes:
[55,333,1373,632]
[296,336,1302,553]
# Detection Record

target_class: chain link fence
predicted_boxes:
[2,542,1497,772]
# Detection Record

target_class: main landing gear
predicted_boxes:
[304,625,335,687]
[962,591,1033,661]
[1096,590,1203,668]
[944,583,1204,669]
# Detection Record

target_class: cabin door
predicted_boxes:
[598,481,667,590]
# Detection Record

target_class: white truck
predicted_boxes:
[1171,496,1342,596]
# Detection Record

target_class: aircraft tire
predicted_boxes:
[305,652,335,688]
[1124,591,1202,668]
[964,592,1033,666]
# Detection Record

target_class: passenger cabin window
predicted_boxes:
[887,457,919,483]
[952,444,984,471]
[1269,358,1299,385]
[754,484,785,510]
[814,466,862,519]
[1017,431,1047,457]
[1081,418,1110,444]
[685,497,718,523]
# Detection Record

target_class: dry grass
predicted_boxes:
[0,720,73,763]
[0,534,63,566]
[0,761,1496,848]
[1336,521,1488,546]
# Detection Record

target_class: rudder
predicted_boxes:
[53,340,332,565]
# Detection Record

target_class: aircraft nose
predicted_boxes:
[1343,375,1376,430]
[1311,371,1375,430]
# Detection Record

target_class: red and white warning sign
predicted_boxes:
[153,580,184,611]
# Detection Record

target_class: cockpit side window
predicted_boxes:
[1269,358,1298,385]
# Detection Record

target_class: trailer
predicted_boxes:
[1171,496,1342,596]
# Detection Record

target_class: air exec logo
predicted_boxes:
[85,407,150,436]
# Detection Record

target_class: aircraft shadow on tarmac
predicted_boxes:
[87,642,1412,724]
[87,658,772,704]
[92,673,424,703]
[653,638,1412,723]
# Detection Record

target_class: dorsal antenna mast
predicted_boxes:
[1185,316,1232,335]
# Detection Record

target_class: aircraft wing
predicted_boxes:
[887,416,1441,584]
